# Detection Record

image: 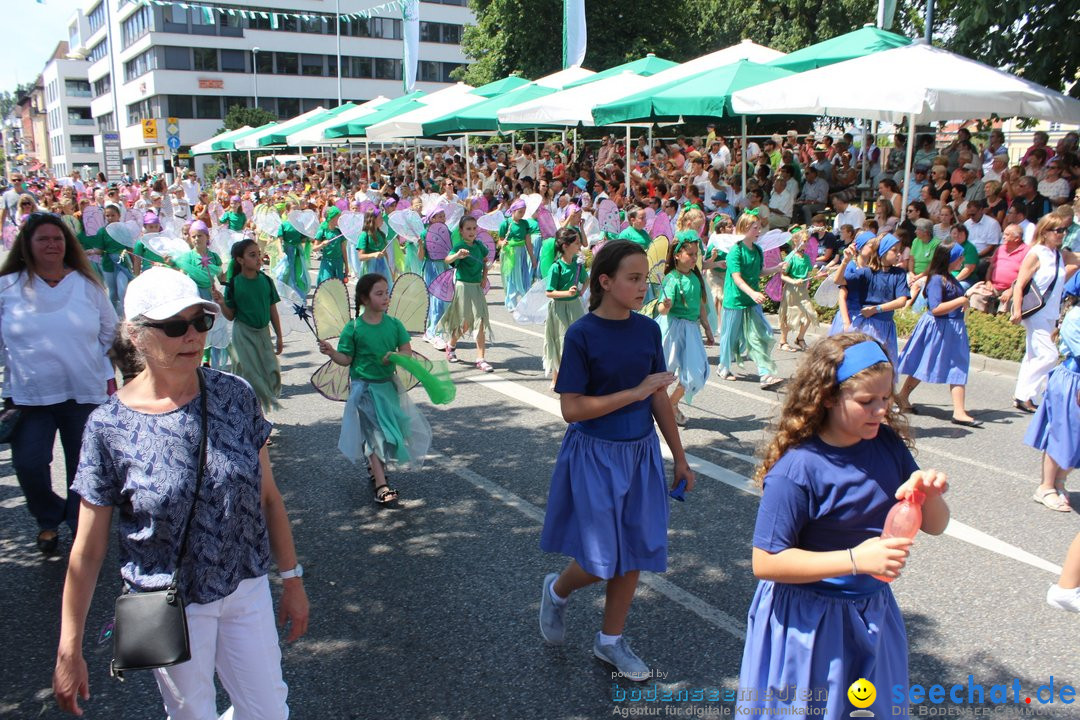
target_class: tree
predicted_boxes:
[0,82,37,119]
[218,104,277,134]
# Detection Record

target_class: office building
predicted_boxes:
[41,41,99,177]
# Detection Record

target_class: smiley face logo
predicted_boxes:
[848,678,876,709]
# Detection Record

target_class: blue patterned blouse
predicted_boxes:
[73,369,273,604]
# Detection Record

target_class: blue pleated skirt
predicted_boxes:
[896,312,969,385]
[423,259,448,338]
[828,307,859,336]
[361,256,394,293]
[737,582,909,718]
[657,315,709,404]
[853,313,899,368]
[1024,362,1080,469]
[501,244,532,311]
[540,425,669,580]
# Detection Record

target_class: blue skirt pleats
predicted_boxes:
[737,581,909,718]
[852,313,899,368]
[1024,364,1080,469]
[896,312,970,385]
[658,315,709,404]
[540,426,669,580]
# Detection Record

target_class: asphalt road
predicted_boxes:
[1,272,1078,720]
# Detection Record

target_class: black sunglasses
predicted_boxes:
[141,313,215,337]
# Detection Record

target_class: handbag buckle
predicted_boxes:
[109,660,125,682]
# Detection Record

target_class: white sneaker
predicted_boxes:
[1046,584,1080,612]
[432,337,447,351]
[593,634,651,682]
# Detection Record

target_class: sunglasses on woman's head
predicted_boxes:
[141,313,215,337]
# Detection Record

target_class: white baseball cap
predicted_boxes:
[124,267,220,321]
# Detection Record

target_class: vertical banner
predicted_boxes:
[402,0,420,92]
[876,0,897,29]
[562,0,586,69]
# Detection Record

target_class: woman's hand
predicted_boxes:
[278,580,309,643]
[382,351,393,365]
[852,536,913,579]
[53,651,90,716]
[860,305,878,318]
[635,372,676,401]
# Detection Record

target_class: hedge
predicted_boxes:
[758,278,1026,363]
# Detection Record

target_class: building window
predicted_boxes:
[341,18,371,38]
[71,135,96,153]
[218,11,243,37]
[92,75,111,97]
[97,112,116,131]
[220,49,245,72]
[276,52,298,75]
[166,95,194,119]
[327,55,338,77]
[301,17,325,34]
[374,58,401,80]
[195,95,221,119]
[88,39,109,64]
[371,18,402,40]
[420,21,463,44]
[301,98,322,113]
[126,97,158,126]
[278,97,299,118]
[121,5,154,48]
[344,57,373,79]
[162,6,189,32]
[278,16,299,33]
[123,48,157,82]
[301,54,324,77]
[87,2,106,32]
[247,14,271,31]
[189,6,215,35]
[66,80,92,98]
[223,96,250,113]
[163,46,191,70]
[193,47,218,72]
[255,51,273,74]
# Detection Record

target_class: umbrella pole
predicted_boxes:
[899,114,916,216]
[740,115,747,199]
[465,133,471,194]
[365,140,370,183]
[625,125,631,165]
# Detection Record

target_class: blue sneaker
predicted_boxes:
[593,633,651,682]
[538,573,566,645]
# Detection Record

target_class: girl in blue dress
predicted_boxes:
[829,231,875,335]
[896,244,983,426]
[738,333,950,718]
[538,240,694,682]
[420,207,450,348]
[499,199,537,311]
[1025,282,1080,513]
[846,233,911,368]
[356,211,394,293]
[657,230,711,426]
[313,207,346,285]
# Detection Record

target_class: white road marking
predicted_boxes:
[466,368,1062,577]
[433,453,748,640]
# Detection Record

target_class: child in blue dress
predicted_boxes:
[896,244,984,426]
[538,240,695,682]
[829,231,875,335]
[657,230,711,426]
[420,207,451,348]
[499,199,537,311]
[356,211,394,292]
[1026,278,1080,514]
[846,233,911,367]
[738,333,950,718]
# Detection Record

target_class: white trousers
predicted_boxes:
[154,575,289,720]
[1015,314,1059,403]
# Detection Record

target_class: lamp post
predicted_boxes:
[252,47,260,108]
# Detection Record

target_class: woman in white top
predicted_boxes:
[0,213,117,553]
[1012,214,1079,412]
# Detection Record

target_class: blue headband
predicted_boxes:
[878,233,900,257]
[949,243,964,263]
[837,340,891,383]
[854,230,875,252]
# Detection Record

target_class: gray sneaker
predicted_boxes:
[539,573,566,645]
[593,633,651,682]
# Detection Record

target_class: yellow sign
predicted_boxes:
[166,117,180,136]
[142,118,159,142]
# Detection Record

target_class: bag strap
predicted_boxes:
[169,368,208,590]
[1045,250,1062,297]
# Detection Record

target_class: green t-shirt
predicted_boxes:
[950,240,979,277]
[450,237,487,283]
[337,314,410,381]
[538,236,558,279]
[278,221,306,247]
[132,239,164,266]
[784,251,812,280]
[911,237,941,275]
[172,249,223,289]
[359,229,387,253]
[224,271,279,329]
[498,218,535,248]
[219,210,246,232]
[546,257,586,300]
[316,223,344,263]
[617,226,652,251]
[662,269,702,320]
[723,242,764,309]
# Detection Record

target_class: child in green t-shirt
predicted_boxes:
[778,228,819,352]
[319,274,431,504]
[437,217,493,371]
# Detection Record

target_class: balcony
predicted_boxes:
[66,89,93,98]
[68,117,96,126]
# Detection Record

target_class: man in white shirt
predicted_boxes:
[181,170,200,208]
[768,176,796,228]
[963,200,1001,256]
[831,195,865,233]
[983,154,1008,183]
[710,138,731,170]
[1005,201,1036,244]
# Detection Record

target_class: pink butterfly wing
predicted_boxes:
[425,222,452,260]
[805,236,819,263]
[427,269,456,302]
[82,206,105,236]
[764,247,783,301]
[478,230,496,261]
[536,206,557,238]
[650,212,672,240]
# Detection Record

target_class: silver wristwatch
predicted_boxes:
[279,563,304,580]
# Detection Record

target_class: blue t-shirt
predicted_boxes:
[554,312,666,441]
[925,274,964,318]
[753,425,919,597]
[73,370,273,604]
[859,266,910,319]
[842,262,869,316]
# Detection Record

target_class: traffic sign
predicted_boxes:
[166,117,180,136]
[142,118,158,142]
[167,136,181,150]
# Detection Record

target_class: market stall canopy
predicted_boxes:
[591,60,796,125]
[285,97,390,146]
[365,83,482,140]
[191,125,255,155]
[257,104,357,147]
[323,92,426,139]
[731,41,1080,123]
[768,25,911,72]
[561,54,677,89]
[234,108,327,150]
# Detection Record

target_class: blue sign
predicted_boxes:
[167,136,181,150]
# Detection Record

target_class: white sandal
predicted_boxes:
[1033,489,1071,512]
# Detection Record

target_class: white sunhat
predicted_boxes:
[124,267,220,321]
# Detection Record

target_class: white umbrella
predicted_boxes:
[497,71,659,128]
[365,83,479,140]
[234,107,327,149]
[285,97,390,146]
[190,125,252,156]
[731,40,1080,213]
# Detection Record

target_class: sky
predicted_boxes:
[4,0,86,93]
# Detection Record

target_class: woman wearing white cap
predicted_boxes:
[53,266,308,719]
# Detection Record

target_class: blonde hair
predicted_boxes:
[735,212,760,235]
[1034,212,1066,245]
[755,333,912,485]
[677,207,706,234]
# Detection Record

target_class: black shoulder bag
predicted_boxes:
[1018,250,1061,319]
[110,369,208,680]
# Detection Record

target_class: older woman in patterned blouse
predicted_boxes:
[53,267,308,719]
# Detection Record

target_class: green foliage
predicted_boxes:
[962,309,1027,362]
[222,105,276,132]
